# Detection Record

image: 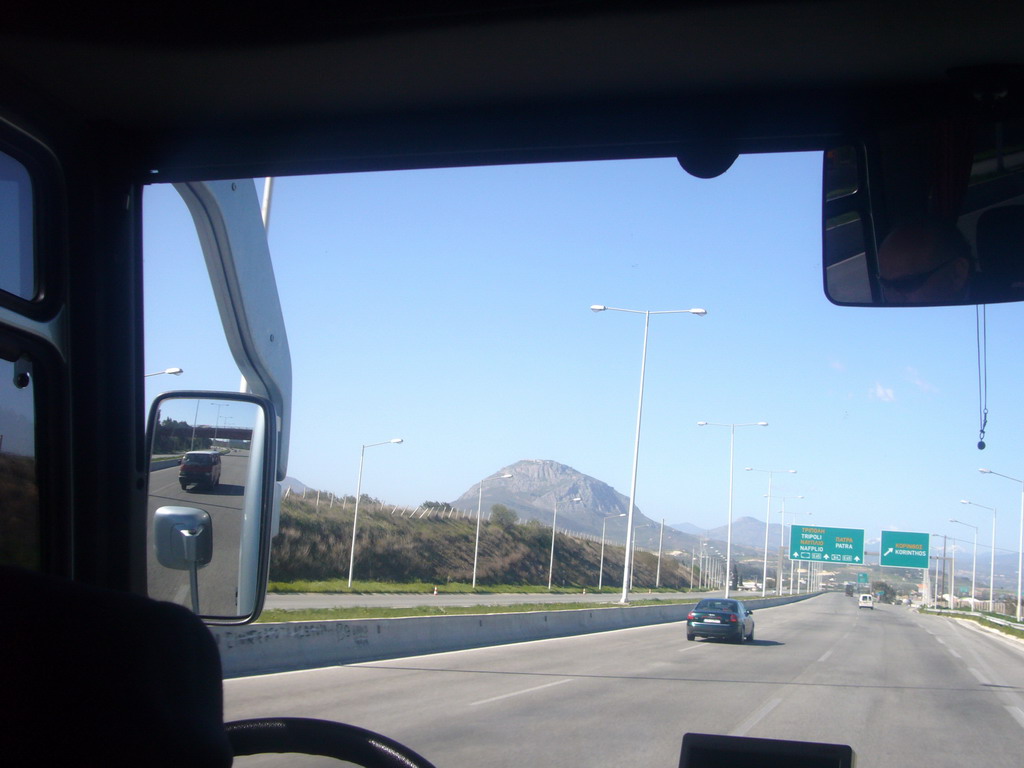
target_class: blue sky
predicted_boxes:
[143,153,1024,558]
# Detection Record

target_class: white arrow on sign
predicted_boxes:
[883,548,893,557]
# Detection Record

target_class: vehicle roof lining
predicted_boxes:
[1,1,1022,177]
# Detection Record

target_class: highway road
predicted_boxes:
[225,592,1024,767]
[147,450,252,614]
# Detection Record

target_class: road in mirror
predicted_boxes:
[147,396,259,618]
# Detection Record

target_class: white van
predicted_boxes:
[858,594,874,609]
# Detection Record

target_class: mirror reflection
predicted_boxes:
[147,396,265,619]
[823,116,1024,307]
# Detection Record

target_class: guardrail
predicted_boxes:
[213,592,822,678]
[922,607,1024,633]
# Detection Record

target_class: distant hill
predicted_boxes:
[451,459,711,553]
[281,476,311,495]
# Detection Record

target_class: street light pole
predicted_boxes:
[950,518,979,606]
[347,438,403,588]
[747,467,797,597]
[145,367,184,377]
[979,468,1024,621]
[698,421,768,597]
[549,496,581,590]
[473,472,513,589]
[630,523,651,590]
[767,494,804,594]
[656,518,665,588]
[961,499,997,611]
[591,304,706,604]
[599,513,626,590]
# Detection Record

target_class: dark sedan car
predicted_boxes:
[686,599,755,643]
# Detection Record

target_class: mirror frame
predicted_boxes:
[145,390,278,624]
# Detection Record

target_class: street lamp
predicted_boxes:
[698,420,769,597]
[591,303,706,604]
[746,467,797,597]
[347,438,403,588]
[211,402,230,443]
[961,499,997,611]
[630,523,651,590]
[767,494,805,594]
[473,473,513,588]
[145,367,183,377]
[979,468,1024,621]
[949,518,979,607]
[599,513,626,590]
[549,496,582,590]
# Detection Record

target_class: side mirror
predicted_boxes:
[145,391,278,624]
[823,113,1024,307]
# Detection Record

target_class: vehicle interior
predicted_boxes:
[2,2,1023,765]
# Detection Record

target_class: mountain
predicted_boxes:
[667,521,705,536]
[281,476,311,495]
[451,459,707,553]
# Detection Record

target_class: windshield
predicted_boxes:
[143,154,1024,767]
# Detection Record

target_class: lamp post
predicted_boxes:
[473,472,513,589]
[961,499,997,610]
[145,367,183,377]
[950,518,978,607]
[929,533,952,607]
[630,523,651,590]
[698,421,768,597]
[979,468,1024,621]
[656,518,665,588]
[549,496,582,590]
[591,304,706,603]
[599,513,626,590]
[211,402,230,443]
[746,467,797,597]
[347,438,403,588]
[769,495,805,594]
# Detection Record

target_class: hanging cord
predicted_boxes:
[976,304,988,449]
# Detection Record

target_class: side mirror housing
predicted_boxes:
[145,391,278,624]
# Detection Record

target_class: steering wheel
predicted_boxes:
[227,717,439,767]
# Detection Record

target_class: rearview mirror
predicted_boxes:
[145,392,278,624]
[823,114,1024,307]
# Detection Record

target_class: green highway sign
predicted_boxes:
[879,530,930,569]
[857,572,869,584]
[789,525,865,563]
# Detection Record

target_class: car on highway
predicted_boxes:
[858,594,875,610]
[686,599,755,643]
[178,450,222,491]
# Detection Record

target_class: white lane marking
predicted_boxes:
[469,678,573,707]
[679,644,701,653]
[947,648,961,659]
[818,650,833,663]
[731,698,782,737]
[936,637,946,645]
[1006,706,1024,731]
[969,668,988,685]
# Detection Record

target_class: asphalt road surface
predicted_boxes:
[225,592,1024,767]
[147,450,251,614]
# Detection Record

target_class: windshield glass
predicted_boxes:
[144,154,1024,768]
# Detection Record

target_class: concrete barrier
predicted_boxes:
[213,593,818,678]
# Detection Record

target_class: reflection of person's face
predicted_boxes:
[878,224,970,305]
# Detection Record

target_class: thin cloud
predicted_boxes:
[905,366,938,394]
[870,383,895,402]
